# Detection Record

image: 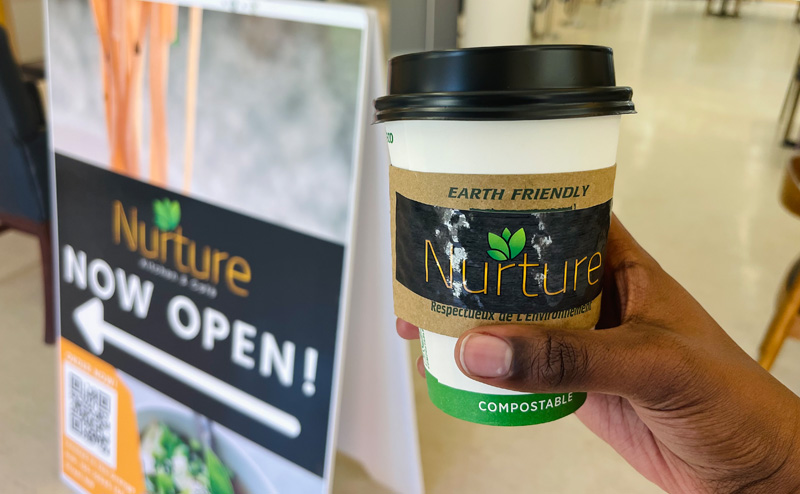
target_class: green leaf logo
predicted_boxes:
[153,198,181,231]
[487,227,526,261]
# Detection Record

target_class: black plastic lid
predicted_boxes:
[374,45,635,122]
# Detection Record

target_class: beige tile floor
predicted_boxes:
[5,0,800,492]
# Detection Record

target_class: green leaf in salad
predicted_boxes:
[206,447,235,494]
[159,424,183,457]
[145,475,156,492]
[175,443,190,458]
[154,471,176,494]
[153,449,167,464]
[189,454,205,476]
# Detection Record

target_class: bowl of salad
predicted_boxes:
[137,407,276,494]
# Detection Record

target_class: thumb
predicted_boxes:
[454,324,683,403]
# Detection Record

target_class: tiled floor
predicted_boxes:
[0,232,65,494]
[4,0,800,492]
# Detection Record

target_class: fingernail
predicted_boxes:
[459,333,512,378]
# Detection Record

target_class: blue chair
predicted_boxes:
[0,26,54,344]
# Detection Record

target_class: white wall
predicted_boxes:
[4,0,44,63]
[461,0,530,47]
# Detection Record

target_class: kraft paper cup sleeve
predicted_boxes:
[390,165,615,337]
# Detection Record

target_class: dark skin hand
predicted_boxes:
[397,216,800,494]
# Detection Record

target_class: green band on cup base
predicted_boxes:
[426,371,586,426]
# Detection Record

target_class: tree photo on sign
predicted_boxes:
[88,0,202,191]
[52,0,362,243]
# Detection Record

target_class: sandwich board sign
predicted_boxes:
[45,0,423,492]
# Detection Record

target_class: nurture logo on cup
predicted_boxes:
[486,228,526,262]
[380,44,633,427]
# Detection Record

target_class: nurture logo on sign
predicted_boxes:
[112,199,253,297]
[153,198,181,232]
[486,228,526,261]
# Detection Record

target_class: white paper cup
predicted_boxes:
[376,46,634,426]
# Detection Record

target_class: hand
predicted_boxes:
[397,216,800,494]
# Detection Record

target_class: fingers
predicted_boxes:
[453,324,685,404]
[601,215,670,324]
[396,319,420,340]
[398,319,425,376]
[606,216,711,331]
[606,215,654,273]
[416,355,426,377]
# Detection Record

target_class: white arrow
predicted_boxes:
[73,298,301,439]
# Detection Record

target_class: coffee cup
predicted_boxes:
[376,45,634,426]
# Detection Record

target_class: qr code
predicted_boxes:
[63,363,118,467]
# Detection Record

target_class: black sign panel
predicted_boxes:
[56,154,344,476]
